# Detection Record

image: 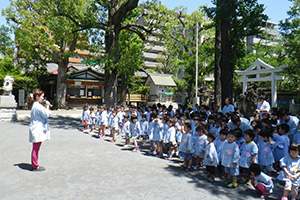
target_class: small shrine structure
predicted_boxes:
[235,58,288,107]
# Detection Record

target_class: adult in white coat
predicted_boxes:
[29,89,51,171]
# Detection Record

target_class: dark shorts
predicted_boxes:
[179,151,192,159]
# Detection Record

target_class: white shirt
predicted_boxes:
[257,100,270,112]
[29,102,51,143]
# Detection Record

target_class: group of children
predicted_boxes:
[81,103,300,200]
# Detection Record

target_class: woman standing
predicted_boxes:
[29,89,51,171]
[222,97,235,115]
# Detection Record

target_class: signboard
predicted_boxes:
[19,89,25,106]
[74,81,81,86]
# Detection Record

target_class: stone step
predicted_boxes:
[0,108,16,121]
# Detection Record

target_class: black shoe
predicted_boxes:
[32,166,46,172]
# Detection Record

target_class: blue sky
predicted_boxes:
[0,0,293,26]
[160,0,293,24]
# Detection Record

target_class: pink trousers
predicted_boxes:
[31,142,42,169]
[251,178,268,196]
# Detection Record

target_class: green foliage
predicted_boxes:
[144,2,215,94]
[280,0,300,91]
[0,25,14,55]
[170,76,188,93]
[0,55,16,78]
[116,30,144,82]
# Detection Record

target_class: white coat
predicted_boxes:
[29,102,51,143]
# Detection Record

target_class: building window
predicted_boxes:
[80,89,85,96]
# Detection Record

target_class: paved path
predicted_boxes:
[0,113,284,200]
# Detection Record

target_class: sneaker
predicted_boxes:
[240,177,247,184]
[226,182,238,188]
[32,166,46,172]
[132,147,139,152]
[152,150,157,155]
[281,197,288,200]
[260,195,267,199]
[194,165,200,170]
[110,139,116,143]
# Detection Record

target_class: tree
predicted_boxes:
[0,25,14,55]
[280,0,300,91]
[3,0,90,108]
[204,0,267,107]
[87,6,146,106]
[60,0,153,107]
[146,3,215,103]
[114,29,145,105]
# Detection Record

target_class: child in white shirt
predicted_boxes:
[203,132,219,182]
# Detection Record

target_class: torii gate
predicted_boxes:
[235,58,288,107]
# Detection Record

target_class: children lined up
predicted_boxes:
[81,103,300,200]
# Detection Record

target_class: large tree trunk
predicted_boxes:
[103,0,140,107]
[120,73,127,106]
[55,59,68,109]
[220,0,234,107]
[214,16,222,109]
[104,15,119,107]
[104,68,118,107]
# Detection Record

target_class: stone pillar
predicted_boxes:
[0,76,17,121]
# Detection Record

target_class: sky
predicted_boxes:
[0,0,293,26]
[160,0,293,24]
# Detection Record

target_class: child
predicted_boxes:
[109,110,119,142]
[293,121,300,144]
[194,126,208,170]
[129,115,141,152]
[249,163,274,199]
[258,128,275,175]
[178,120,193,172]
[99,105,108,139]
[88,107,95,134]
[239,129,258,183]
[81,105,89,131]
[162,118,170,155]
[165,119,177,159]
[214,128,228,177]
[155,115,164,157]
[273,124,290,163]
[122,114,131,146]
[221,130,240,188]
[203,132,219,182]
[140,114,149,146]
[209,119,221,140]
[277,142,300,200]
[148,113,159,154]
[234,128,245,149]
[95,106,102,132]
[175,116,185,145]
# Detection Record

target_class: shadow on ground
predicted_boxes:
[14,163,33,171]
[13,116,81,130]
[163,158,285,200]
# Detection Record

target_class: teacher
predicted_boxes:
[29,89,51,171]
